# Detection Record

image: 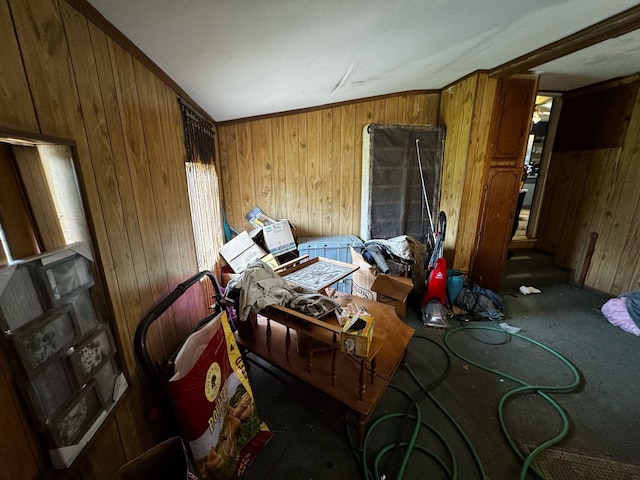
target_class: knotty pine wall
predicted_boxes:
[438,73,498,272]
[217,93,440,237]
[536,76,640,295]
[0,0,209,477]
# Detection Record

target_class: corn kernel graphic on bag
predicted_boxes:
[169,311,270,479]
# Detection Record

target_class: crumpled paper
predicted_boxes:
[519,286,541,295]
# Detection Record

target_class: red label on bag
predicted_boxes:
[169,312,271,480]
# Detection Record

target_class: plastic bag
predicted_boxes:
[169,311,271,480]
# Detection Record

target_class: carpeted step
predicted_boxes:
[505,251,554,274]
[501,266,570,291]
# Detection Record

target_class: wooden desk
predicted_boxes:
[234,293,414,445]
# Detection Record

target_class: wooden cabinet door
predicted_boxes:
[472,168,521,290]
[490,78,537,165]
[471,77,537,291]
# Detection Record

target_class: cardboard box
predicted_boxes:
[219,231,266,273]
[350,247,413,317]
[262,220,296,256]
[339,313,374,357]
[371,275,414,318]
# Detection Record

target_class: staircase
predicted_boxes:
[501,250,570,291]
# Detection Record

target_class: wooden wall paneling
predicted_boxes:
[319,108,335,235]
[63,5,156,461]
[12,145,67,250]
[0,350,44,479]
[59,1,128,322]
[0,145,40,258]
[271,116,287,220]
[15,3,152,470]
[224,126,244,230]
[157,79,204,334]
[563,150,612,274]
[405,94,424,124]
[216,125,230,228]
[339,103,357,235]
[11,0,132,375]
[85,24,146,377]
[217,93,440,240]
[236,122,258,230]
[0,0,38,131]
[611,190,640,293]
[108,40,171,362]
[306,110,323,236]
[328,107,342,235]
[533,148,563,251]
[544,152,580,254]
[133,61,185,351]
[251,119,276,218]
[456,74,497,272]
[355,100,375,130]
[554,151,591,266]
[285,113,304,233]
[398,95,409,123]
[298,113,310,233]
[76,416,127,480]
[565,149,620,279]
[580,146,625,288]
[384,96,400,124]
[618,199,640,292]
[588,151,637,293]
[439,76,477,264]
[372,98,387,124]
[603,89,640,294]
[352,100,376,236]
[217,127,235,229]
[427,94,441,124]
[591,111,640,293]
[586,90,640,292]
[8,0,82,139]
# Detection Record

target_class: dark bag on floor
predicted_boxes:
[455,281,504,321]
[117,436,198,480]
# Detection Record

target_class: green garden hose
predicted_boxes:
[444,325,581,480]
[350,326,581,480]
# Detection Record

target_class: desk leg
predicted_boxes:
[359,359,365,401]
[330,348,337,386]
[236,314,257,342]
[370,357,377,384]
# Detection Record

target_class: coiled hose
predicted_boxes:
[349,326,581,480]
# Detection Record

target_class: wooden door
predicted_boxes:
[472,77,537,291]
[472,168,522,289]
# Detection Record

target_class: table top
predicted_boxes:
[236,294,415,416]
[262,292,414,370]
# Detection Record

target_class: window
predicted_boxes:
[180,99,225,274]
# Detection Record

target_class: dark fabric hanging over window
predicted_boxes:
[179,98,215,164]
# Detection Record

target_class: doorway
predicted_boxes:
[511,94,559,245]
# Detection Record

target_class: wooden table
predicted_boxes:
[234,293,415,445]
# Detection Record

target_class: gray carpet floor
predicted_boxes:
[240,253,640,480]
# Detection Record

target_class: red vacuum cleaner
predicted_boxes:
[421,212,447,308]
[415,138,449,327]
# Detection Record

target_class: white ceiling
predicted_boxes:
[87,0,640,122]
